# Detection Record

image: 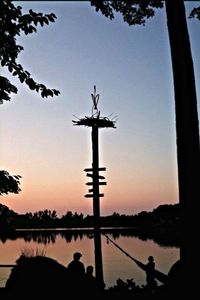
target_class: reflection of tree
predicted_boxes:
[1,204,181,247]
[18,231,57,244]
[60,230,84,243]
[29,232,56,244]
[60,232,73,243]
[0,229,179,248]
[24,234,32,242]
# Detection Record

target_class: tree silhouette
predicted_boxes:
[0,170,21,195]
[0,0,60,103]
[189,6,200,20]
[90,0,200,293]
[0,0,60,195]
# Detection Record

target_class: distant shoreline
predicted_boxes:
[1,203,181,247]
[15,226,137,231]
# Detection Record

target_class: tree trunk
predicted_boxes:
[165,0,200,292]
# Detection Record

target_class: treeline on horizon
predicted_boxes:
[0,203,180,238]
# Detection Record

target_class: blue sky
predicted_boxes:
[0,1,200,216]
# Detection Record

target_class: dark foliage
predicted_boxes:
[0,203,17,235]
[189,6,200,20]
[90,0,163,26]
[0,0,60,196]
[3,254,186,300]
[0,170,21,195]
[0,203,180,247]
[90,0,200,25]
[0,0,60,103]
[5,255,68,297]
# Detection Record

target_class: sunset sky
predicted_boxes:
[0,1,200,217]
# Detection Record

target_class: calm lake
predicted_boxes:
[0,229,179,288]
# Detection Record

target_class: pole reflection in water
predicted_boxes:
[0,230,179,288]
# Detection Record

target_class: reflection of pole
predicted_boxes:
[92,124,104,287]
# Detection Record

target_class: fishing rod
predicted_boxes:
[102,233,168,284]
[103,233,144,267]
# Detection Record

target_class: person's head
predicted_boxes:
[148,256,154,262]
[73,252,82,261]
[86,265,93,275]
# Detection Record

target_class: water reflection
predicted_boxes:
[0,229,179,289]
[0,228,180,247]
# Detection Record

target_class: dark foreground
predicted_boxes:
[0,255,193,299]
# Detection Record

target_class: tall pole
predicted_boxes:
[73,86,116,289]
[92,124,104,287]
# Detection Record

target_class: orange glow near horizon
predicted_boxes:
[0,1,189,217]
[0,162,178,217]
[0,125,179,216]
[0,121,179,216]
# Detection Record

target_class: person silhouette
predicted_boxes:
[67,252,85,279]
[145,256,157,290]
[85,265,95,278]
[84,265,105,296]
[84,266,98,292]
[67,252,85,294]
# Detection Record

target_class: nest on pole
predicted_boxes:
[72,115,116,128]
